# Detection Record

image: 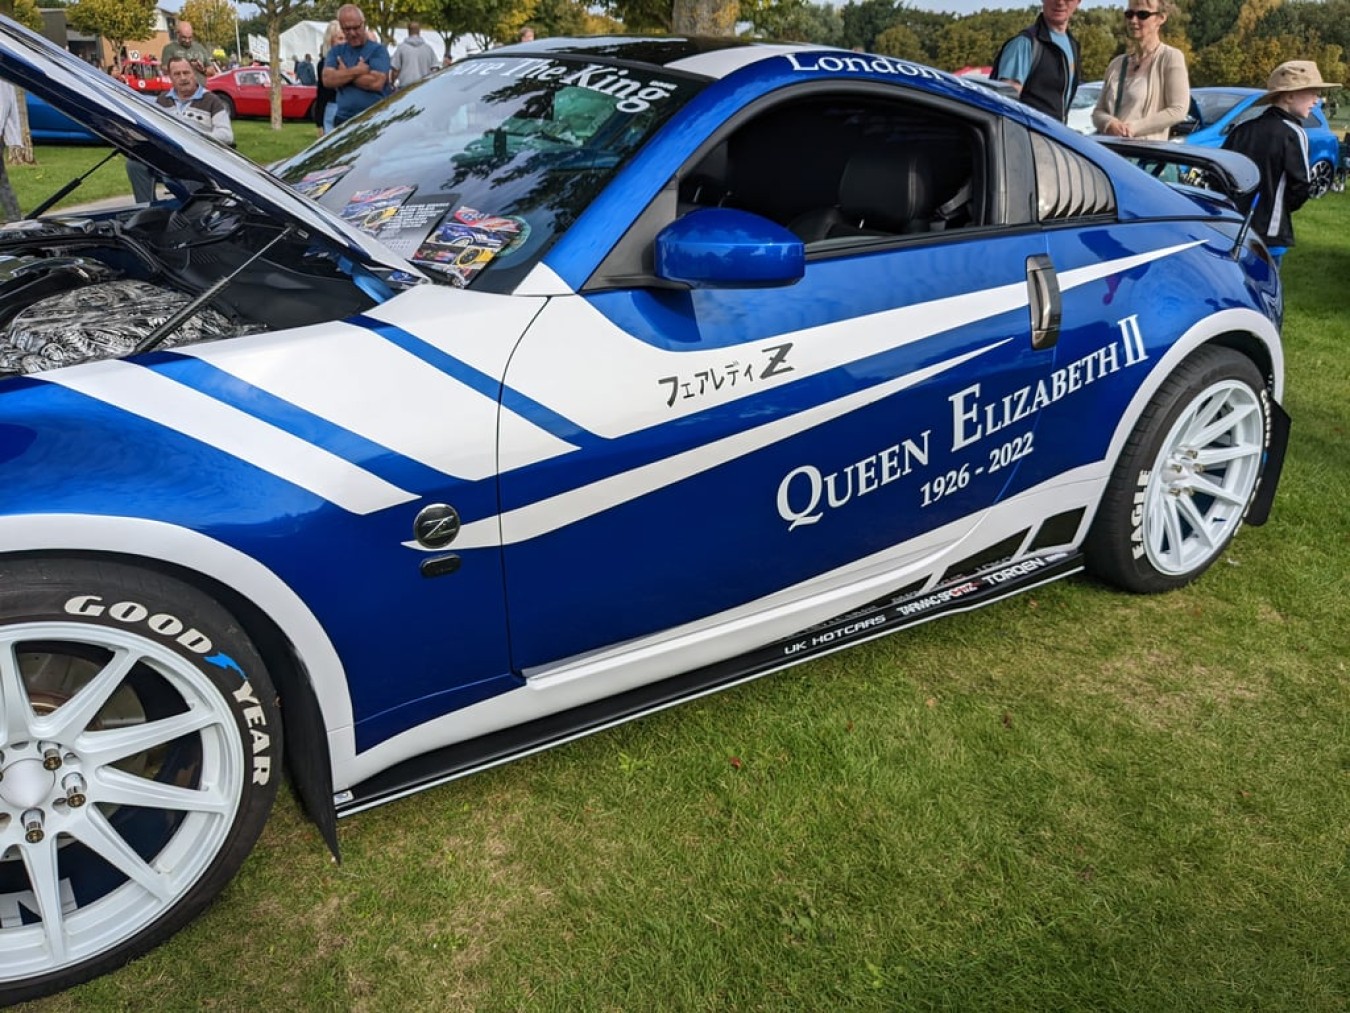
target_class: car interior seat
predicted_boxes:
[788,146,940,243]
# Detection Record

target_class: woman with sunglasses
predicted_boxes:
[1092,0,1189,140]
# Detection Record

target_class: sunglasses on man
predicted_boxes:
[1123,9,1159,19]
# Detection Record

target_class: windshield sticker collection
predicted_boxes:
[339,186,417,234]
[290,165,352,198]
[412,206,527,286]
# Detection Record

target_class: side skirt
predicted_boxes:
[336,550,1083,817]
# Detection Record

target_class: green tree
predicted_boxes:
[605,0,670,32]
[888,9,954,64]
[253,0,303,127]
[1257,0,1350,59]
[68,0,157,64]
[363,0,436,44]
[936,10,1026,72]
[838,0,897,52]
[9,0,42,28]
[180,0,239,55]
[3,0,46,169]
[1073,7,1129,82]
[524,0,592,38]
[742,0,842,44]
[874,22,924,61]
[0,0,25,212]
[671,0,736,34]
[1184,0,1242,49]
[432,0,532,50]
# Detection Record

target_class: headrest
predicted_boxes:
[838,147,936,232]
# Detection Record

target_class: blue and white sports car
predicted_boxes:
[0,22,1287,1002]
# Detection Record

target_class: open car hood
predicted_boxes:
[0,18,414,276]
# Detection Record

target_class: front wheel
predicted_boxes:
[0,559,281,1004]
[1085,347,1269,593]
[1309,159,1334,199]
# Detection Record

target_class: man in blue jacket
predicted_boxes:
[322,4,389,128]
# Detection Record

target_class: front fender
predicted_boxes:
[0,514,358,801]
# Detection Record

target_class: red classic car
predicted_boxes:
[119,56,171,94]
[206,66,317,120]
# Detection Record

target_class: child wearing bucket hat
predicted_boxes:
[1221,60,1340,266]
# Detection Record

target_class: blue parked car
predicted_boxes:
[24,90,101,143]
[1179,86,1341,198]
[1,19,1288,1003]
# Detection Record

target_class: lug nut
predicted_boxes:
[62,772,88,808]
[41,743,62,771]
[23,809,44,843]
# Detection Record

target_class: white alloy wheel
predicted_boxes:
[1136,378,1264,575]
[0,560,279,1004]
[1085,347,1270,593]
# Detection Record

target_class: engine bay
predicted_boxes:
[0,191,380,376]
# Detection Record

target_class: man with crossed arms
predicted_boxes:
[322,4,390,128]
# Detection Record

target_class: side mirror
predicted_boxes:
[654,208,804,289]
[1170,117,1198,138]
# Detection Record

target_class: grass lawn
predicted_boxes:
[14,183,1350,1010]
[5,120,317,214]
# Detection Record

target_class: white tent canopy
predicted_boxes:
[246,21,479,67]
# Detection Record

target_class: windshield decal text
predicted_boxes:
[448,59,680,113]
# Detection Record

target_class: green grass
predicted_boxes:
[17,195,1350,1011]
[5,120,316,214]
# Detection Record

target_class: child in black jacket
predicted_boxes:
[1223,60,1340,266]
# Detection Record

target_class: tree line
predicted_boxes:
[24,0,1350,90]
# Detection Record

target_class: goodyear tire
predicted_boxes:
[1085,347,1269,593]
[0,559,280,1004]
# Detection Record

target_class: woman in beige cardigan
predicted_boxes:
[1092,0,1190,140]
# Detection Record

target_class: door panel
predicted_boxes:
[499,229,1055,670]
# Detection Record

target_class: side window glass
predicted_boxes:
[1030,132,1115,220]
[678,94,986,249]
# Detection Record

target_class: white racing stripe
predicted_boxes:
[511,279,1028,439]
[1058,240,1203,289]
[506,242,1202,440]
[447,340,1006,549]
[184,323,505,482]
[47,360,418,515]
[445,241,1205,548]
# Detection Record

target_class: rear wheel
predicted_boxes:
[1085,347,1269,593]
[0,559,280,1004]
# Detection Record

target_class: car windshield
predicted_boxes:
[274,55,704,292]
[1071,83,1100,110]
[1193,90,1245,126]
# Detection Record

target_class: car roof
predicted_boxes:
[492,36,1012,113]
[1192,87,1261,97]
